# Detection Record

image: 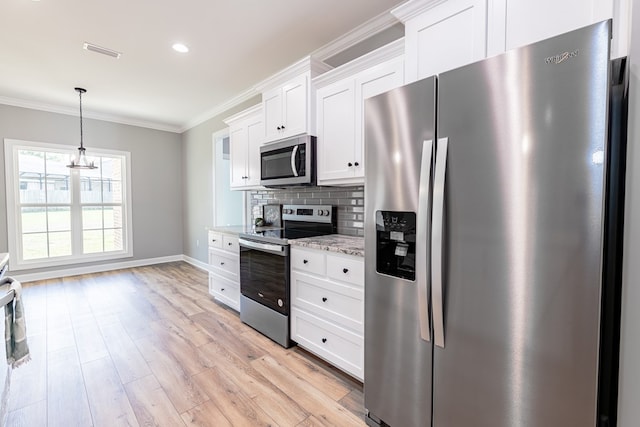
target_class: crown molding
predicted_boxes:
[391,0,448,22]
[313,38,405,88]
[181,87,260,132]
[0,96,182,133]
[222,103,262,125]
[253,56,333,93]
[311,6,403,62]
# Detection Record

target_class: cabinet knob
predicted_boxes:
[354,162,359,167]
[211,239,216,242]
[322,297,327,302]
[281,125,285,129]
[322,338,327,343]
[221,288,225,292]
[348,162,353,167]
[220,262,225,266]
[228,242,233,246]
[343,268,349,274]
[303,259,308,264]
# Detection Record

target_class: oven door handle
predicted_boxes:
[239,238,286,255]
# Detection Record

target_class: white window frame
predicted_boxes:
[4,138,133,271]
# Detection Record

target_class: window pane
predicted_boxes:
[23,233,47,260]
[101,157,122,180]
[49,231,72,257]
[21,207,47,233]
[103,180,122,203]
[48,207,70,232]
[82,207,103,230]
[104,229,123,252]
[80,177,102,203]
[45,152,70,203]
[103,206,123,229]
[18,150,46,204]
[83,230,103,254]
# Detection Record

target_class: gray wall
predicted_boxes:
[618,1,639,424]
[181,95,261,264]
[0,104,183,274]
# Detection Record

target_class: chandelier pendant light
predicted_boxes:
[67,87,97,169]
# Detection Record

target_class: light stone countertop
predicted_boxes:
[288,234,365,257]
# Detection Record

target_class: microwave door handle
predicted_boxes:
[291,145,299,177]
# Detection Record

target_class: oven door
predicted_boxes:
[239,238,290,315]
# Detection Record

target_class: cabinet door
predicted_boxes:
[354,58,405,177]
[281,74,308,139]
[487,0,615,57]
[229,125,248,188]
[245,115,264,187]
[317,79,357,183]
[405,0,487,82]
[263,87,283,142]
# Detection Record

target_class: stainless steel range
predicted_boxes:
[238,204,336,347]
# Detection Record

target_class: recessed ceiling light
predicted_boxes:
[172,43,189,53]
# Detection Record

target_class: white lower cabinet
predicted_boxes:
[208,231,240,311]
[290,246,364,380]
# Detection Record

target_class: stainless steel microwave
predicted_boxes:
[260,135,316,187]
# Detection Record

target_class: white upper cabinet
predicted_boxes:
[224,104,264,190]
[486,0,628,59]
[393,0,488,83]
[315,40,404,186]
[255,57,332,144]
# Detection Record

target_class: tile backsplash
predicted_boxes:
[250,186,364,236]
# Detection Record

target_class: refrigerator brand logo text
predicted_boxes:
[545,49,579,64]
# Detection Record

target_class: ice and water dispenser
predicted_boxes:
[375,211,416,280]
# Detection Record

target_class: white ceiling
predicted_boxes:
[0,0,405,133]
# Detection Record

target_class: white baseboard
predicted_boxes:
[182,255,212,273]
[11,254,185,283]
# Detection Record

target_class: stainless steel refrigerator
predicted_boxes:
[364,20,625,427]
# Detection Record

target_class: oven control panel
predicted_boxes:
[282,204,335,223]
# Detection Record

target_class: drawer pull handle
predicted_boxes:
[322,297,327,302]
[343,268,349,274]
[212,239,216,242]
[303,259,308,264]
[322,338,327,343]
[221,288,225,292]
[220,262,225,266]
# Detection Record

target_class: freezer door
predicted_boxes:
[433,21,611,426]
[364,77,436,427]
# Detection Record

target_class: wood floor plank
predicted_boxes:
[181,400,233,427]
[196,339,308,426]
[135,336,209,413]
[5,399,47,427]
[7,262,368,427]
[99,321,152,384]
[124,374,186,427]
[191,367,278,427]
[47,347,93,427]
[251,355,366,427]
[82,356,139,427]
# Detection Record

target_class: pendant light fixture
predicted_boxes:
[67,87,97,169]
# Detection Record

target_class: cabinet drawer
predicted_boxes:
[208,231,223,249]
[291,248,326,275]
[223,235,239,253]
[326,253,364,287]
[208,249,239,280]
[208,273,239,311]
[291,271,363,333]
[291,308,363,381]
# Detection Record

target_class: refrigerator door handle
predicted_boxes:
[432,137,448,348]
[417,139,433,342]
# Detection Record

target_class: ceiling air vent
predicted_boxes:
[83,42,122,59]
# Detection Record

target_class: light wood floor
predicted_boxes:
[6,262,366,426]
